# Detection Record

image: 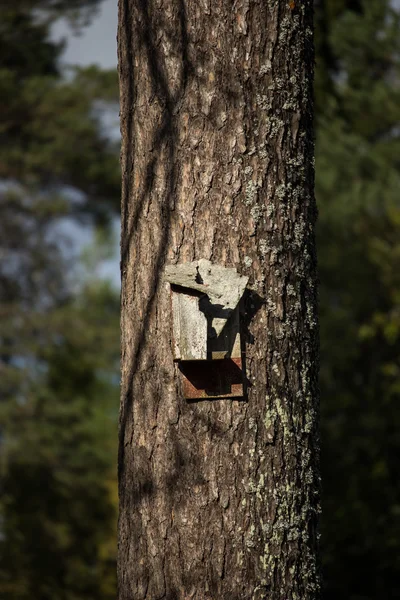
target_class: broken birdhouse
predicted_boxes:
[164,259,248,399]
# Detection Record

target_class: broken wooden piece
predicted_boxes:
[165,258,248,335]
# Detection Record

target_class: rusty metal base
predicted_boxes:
[178,357,244,399]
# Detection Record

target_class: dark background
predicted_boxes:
[1,1,399,598]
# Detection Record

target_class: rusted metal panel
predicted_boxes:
[179,358,244,399]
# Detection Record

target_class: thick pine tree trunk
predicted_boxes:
[118,1,319,599]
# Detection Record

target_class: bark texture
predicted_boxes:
[118,1,319,598]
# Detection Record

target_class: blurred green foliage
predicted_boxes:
[0,286,119,600]
[0,2,120,599]
[316,0,400,598]
[1,0,400,598]
[0,6,120,215]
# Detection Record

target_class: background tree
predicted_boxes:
[315,1,400,598]
[2,0,400,598]
[0,3,120,599]
[118,1,319,599]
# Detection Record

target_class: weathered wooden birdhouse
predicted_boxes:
[165,259,248,399]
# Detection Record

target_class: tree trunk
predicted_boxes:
[118,0,319,598]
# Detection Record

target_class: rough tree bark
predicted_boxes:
[118,1,319,599]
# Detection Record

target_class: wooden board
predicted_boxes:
[171,292,207,360]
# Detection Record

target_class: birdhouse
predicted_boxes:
[165,259,248,399]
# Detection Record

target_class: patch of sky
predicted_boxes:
[50,0,120,289]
